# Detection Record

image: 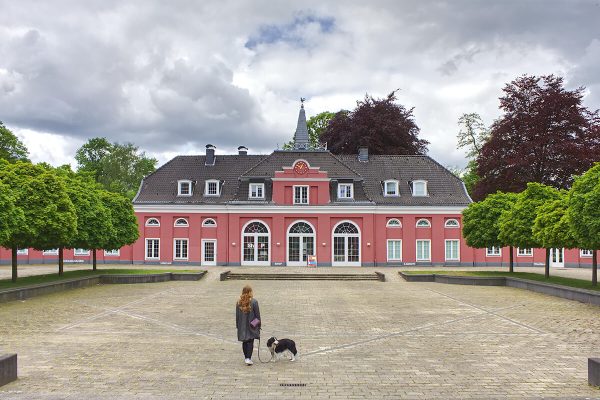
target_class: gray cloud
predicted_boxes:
[0,0,598,168]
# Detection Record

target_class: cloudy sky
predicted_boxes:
[1,0,599,169]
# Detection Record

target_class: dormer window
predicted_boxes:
[249,183,265,199]
[205,180,220,197]
[178,180,192,196]
[384,180,399,197]
[412,180,428,197]
[338,183,353,199]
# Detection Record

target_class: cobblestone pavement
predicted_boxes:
[1,269,599,399]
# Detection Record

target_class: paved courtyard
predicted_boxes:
[1,269,599,399]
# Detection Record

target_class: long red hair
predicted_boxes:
[238,285,253,313]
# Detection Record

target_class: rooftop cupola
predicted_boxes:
[293,97,310,150]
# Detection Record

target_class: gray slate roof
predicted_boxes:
[133,151,471,206]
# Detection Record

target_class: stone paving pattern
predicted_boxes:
[0,267,599,399]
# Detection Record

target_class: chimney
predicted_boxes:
[358,147,369,162]
[238,146,248,156]
[205,144,216,166]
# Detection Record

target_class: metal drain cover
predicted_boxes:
[280,383,307,387]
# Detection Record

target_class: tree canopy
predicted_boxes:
[0,121,29,163]
[532,195,578,250]
[320,91,429,155]
[567,162,600,286]
[473,74,600,200]
[75,138,157,199]
[456,113,489,196]
[100,191,139,252]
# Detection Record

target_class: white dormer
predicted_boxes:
[384,180,399,197]
[178,180,193,196]
[412,180,428,197]
[204,180,220,197]
[338,183,354,199]
[249,183,265,199]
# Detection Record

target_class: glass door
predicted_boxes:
[202,240,217,266]
[550,248,564,268]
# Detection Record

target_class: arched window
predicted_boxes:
[287,221,315,265]
[416,219,431,228]
[386,219,402,228]
[174,218,189,227]
[202,218,217,227]
[145,218,160,227]
[444,219,459,228]
[242,221,270,265]
[332,221,360,266]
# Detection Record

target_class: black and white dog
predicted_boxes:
[266,337,298,362]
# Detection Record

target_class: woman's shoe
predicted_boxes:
[244,358,253,365]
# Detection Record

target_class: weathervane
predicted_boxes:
[300,97,306,108]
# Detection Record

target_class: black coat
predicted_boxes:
[236,298,261,341]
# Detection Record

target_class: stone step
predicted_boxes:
[221,272,384,281]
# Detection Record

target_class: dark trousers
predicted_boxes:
[242,339,254,359]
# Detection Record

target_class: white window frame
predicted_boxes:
[412,180,428,197]
[174,218,189,227]
[16,248,28,255]
[173,238,189,260]
[581,249,594,257]
[43,249,59,255]
[202,218,217,227]
[444,219,460,228]
[204,180,220,197]
[386,218,402,228]
[338,183,354,199]
[145,238,160,260]
[416,240,431,262]
[202,239,217,266]
[445,239,460,261]
[387,239,402,261]
[383,180,399,197]
[293,185,309,205]
[249,183,265,199]
[517,248,533,257]
[486,246,502,257]
[177,180,193,197]
[145,218,160,227]
[416,218,431,228]
[104,249,120,257]
[74,248,90,256]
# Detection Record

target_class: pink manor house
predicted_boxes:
[1,105,597,268]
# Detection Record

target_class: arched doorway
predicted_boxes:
[287,221,315,266]
[241,221,270,266]
[332,221,361,266]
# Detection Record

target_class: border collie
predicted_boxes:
[266,337,298,362]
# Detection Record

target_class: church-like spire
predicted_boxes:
[293,97,310,150]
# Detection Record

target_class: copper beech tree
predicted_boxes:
[321,91,429,155]
[473,75,600,201]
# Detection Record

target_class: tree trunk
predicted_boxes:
[593,250,598,287]
[545,248,550,279]
[93,249,97,271]
[11,246,17,283]
[509,246,514,273]
[59,247,64,276]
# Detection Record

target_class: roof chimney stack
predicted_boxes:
[238,146,248,156]
[205,144,216,166]
[358,147,369,162]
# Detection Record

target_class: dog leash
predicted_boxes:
[256,327,273,363]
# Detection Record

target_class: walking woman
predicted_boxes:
[236,285,261,365]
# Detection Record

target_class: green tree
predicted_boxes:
[0,176,24,253]
[456,113,489,196]
[567,163,600,286]
[498,183,562,278]
[75,138,157,199]
[100,191,139,255]
[283,111,335,149]
[532,195,578,274]
[56,167,114,271]
[0,121,29,162]
[462,191,518,272]
[0,162,77,280]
